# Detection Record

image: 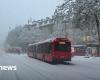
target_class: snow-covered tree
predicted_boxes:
[6,26,23,47]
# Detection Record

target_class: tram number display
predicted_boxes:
[59,42,66,44]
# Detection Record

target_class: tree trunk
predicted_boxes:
[95,14,100,56]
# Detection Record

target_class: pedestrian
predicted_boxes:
[85,48,90,58]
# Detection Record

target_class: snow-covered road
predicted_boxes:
[0,53,100,80]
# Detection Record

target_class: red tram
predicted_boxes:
[27,37,71,63]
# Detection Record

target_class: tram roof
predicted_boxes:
[28,38,53,46]
[28,37,70,46]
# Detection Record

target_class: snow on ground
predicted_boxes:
[0,54,100,80]
[73,56,100,61]
[72,56,100,64]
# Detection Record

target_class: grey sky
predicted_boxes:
[0,0,64,46]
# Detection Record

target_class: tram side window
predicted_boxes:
[43,42,51,53]
[37,42,51,53]
[36,44,43,53]
[28,46,33,52]
[33,46,36,53]
[36,44,41,53]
